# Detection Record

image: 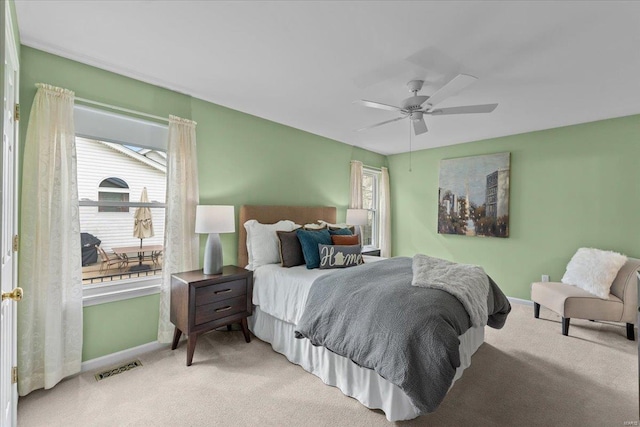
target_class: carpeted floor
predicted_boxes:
[18,303,638,426]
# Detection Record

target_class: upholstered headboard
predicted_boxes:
[238,205,337,268]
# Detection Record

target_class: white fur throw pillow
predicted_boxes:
[561,248,627,299]
[244,219,297,270]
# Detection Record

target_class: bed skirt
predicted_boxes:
[248,306,484,421]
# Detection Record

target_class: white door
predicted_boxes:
[1,3,20,425]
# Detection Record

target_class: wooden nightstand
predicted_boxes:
[362,248,381,257]
[170,265,253,366]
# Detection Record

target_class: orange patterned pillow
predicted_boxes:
[331,235,359,245]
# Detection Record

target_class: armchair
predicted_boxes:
[531,257,640,340]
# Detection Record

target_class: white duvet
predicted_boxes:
[252,255,381,325]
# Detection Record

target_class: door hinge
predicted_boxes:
[11,367,17,384]
[12,235,18,252]
[14,104,19,122]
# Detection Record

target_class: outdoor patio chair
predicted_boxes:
[151,249,163,267]
[96,245,129,273]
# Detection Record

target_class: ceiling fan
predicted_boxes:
[355,74,498,136]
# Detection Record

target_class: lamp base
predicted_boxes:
[354,225,362,245]
[203,233,223,275]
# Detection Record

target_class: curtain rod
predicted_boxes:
[75,97,170,124]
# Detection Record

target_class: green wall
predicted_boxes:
[19,46,386,361]
[21,42,637,360]
[83,295,160,361]
[192,97,386,263]
[388,115,640,300]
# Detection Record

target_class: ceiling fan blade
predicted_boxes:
[356,116,406,132]
[426,74,478,107]
[354,99,403,112]
[412,118,428,135]
[429,103,498,115]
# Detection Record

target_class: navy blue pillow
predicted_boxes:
[296,229,332,269]
[328,227,353,236]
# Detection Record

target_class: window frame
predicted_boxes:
[74,106,169,305]
[362,167,381,251]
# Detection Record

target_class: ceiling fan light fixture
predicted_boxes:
[401,95,430,110]
[410,111,423,121]
[354,73,497,136]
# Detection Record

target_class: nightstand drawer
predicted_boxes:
[195,279,247,306]
[195,295,247,325]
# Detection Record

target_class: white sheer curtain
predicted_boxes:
[18,84,83,395]
[379,167,391,257]
[157,116,200,343]
[349,160,363,209]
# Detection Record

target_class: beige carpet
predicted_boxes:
[18,303,638,426]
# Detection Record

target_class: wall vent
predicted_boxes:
[94,359,143,381]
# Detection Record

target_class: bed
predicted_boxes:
[239,205,489,421]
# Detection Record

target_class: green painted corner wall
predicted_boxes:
[82,294,159,361]
[388,115,640,300]
[18,46,385,361]
[191,97,386,264]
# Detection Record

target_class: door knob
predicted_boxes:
[2,287,23,302]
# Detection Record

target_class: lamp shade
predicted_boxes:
[195,205,235,234]
[346,208,368,226]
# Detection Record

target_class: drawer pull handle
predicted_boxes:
[215,306,232,313]
[214,289,232,295]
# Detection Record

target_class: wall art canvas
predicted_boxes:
[438,152,510,238]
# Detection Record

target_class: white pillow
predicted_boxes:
[561,248,627,299]
[302,223,325,230]
[244,219,296,270]
[317,220,350,229]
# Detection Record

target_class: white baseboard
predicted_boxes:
[507,296,534,306]
[79,296,531,373]
[81,341,168,373]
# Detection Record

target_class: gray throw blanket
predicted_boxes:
[412,254,489,327]
[294,257,510,414]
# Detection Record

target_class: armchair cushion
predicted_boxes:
[531,281,623,321]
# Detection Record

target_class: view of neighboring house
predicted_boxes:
[76,137,166,254]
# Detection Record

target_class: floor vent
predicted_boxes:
[95,359,143,381]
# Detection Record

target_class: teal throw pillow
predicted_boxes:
[296,229,332,269]
[328,227,353,236]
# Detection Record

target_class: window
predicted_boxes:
[361,167,381,249]
[77,138,167,293]
[98,177,130,212]
[74,104,169,305]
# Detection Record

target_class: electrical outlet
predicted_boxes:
[542,274,550,282]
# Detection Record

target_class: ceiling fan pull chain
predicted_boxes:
[409,119,412,172]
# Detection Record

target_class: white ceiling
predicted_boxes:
[14,1,640,155]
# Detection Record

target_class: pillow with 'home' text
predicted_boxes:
[318,244,363,269]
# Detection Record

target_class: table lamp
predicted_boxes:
[346,208,368,243]
[195,205,235,275]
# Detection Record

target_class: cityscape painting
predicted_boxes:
[438,152,510,238]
